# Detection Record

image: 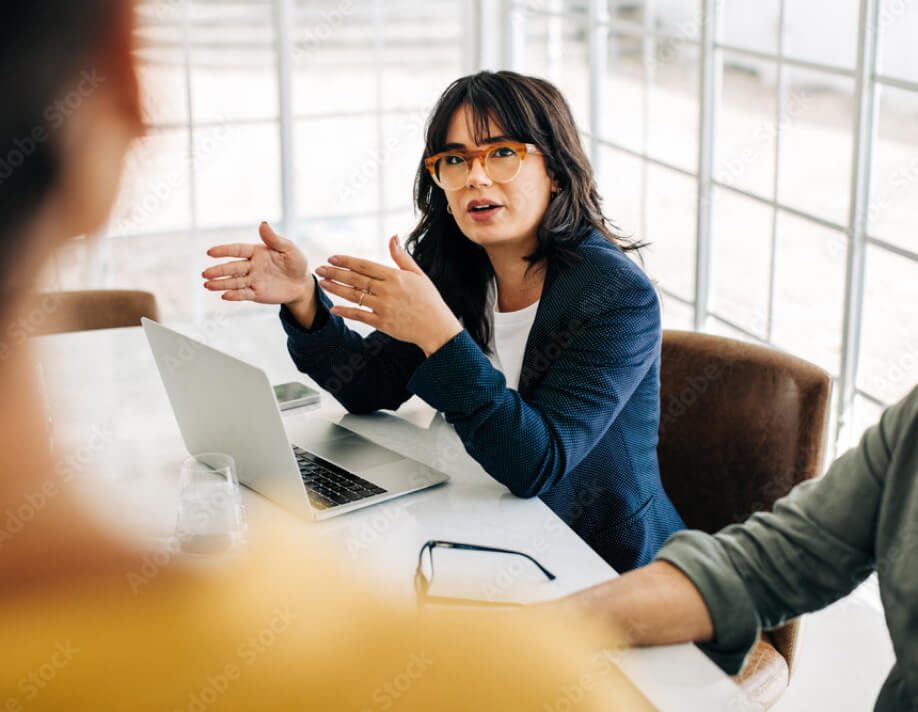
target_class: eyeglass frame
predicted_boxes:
[414,539,556,607]
[423,140,544,191]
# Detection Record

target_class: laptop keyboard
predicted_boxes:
[293,445,387,510]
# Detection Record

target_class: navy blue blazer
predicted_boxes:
[279,229,685,571]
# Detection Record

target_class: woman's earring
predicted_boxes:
[447,204,453,215]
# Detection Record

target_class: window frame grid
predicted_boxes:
[506,0,916,454]
[73,0,918,454]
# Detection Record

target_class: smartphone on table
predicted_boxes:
[272,381,321,412]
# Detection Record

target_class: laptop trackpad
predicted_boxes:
[303,434,405,472]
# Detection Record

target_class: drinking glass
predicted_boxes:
[176,452,245,555]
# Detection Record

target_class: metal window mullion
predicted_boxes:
[866,235,918,263]
[659,286,695,308]
[711,180,849,232]
[766,0,789,343]
[837,0,880,452]
[503,0,525,71]
[605,18,698,45]
[373,0,386,252]
[639,0,657,247]
[106,205,416,244]
[546,0,563,85]
[182,0,201,322]
[84,229,111,289]
[145,116,277,132]
[595,135,697,179]
[462,0,479,73]
[855,388,887,409]
[714,41,857,80]
[273,0,297,238]
[694,0,721,331]
[293,107,429,122]
[709,313,769,344]
[588,0,609,172]
[479,0,502,70]
[874,73,918,93]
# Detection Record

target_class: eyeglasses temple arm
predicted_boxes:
[428,541,556,581]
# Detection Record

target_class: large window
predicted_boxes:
[50,0,466,323]
[511,0,918,454]
[48,0,916,455]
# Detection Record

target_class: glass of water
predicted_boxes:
[176,452,246,555]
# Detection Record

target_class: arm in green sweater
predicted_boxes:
[558,387,917,675]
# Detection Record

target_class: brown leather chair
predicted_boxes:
[28,289,159,335]
[657,330,831,709]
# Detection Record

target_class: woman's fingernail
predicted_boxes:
[328,256,340,265]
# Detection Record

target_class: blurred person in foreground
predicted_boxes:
[553,387,918,712]
[0,2,652,709]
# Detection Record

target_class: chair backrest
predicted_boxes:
[657,330,831,676]
[29,290,159,336]
[658,330,831,533]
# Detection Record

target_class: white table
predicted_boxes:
[35,310,753,711]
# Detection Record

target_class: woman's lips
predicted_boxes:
[467,205,503,222]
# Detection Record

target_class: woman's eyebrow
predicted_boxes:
[440,135,512,150]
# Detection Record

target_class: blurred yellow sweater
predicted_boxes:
[0,525,651,711]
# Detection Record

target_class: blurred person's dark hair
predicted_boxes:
[406,70,644,354]
[0,1,143,591]
[0,1,138,303]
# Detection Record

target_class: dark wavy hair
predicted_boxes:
[405,70,643,354]
[0,1,125,296]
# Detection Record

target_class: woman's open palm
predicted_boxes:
[203,222,309,304]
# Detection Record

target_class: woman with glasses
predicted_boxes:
[204,71,686,572]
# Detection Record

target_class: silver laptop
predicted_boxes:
[141,318,448,521]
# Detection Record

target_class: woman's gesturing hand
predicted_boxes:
[203,222,311,305]
[315,235,463,357]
